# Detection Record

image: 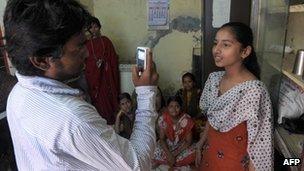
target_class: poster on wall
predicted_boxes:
[212,0,231,28]
[148,0,169,30]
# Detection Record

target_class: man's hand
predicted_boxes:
[132,50,158,87]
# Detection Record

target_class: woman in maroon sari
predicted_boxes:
[85,17,120,125]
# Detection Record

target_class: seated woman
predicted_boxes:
[175,72,201,118]
[114,93,134,139]
[153,96,196,169]
[176,72,206,141]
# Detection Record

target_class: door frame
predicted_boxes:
[201,0,252,85]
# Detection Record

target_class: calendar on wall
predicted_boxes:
[147,0,169,30]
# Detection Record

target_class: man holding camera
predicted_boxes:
[4,0,158,170]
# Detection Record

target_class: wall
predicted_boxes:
[79,0,94,14]
[286,12,304,52]
[0,0,6,26]
[80,0,201,97]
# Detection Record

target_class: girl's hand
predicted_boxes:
[117,110,124,117]
[167,153,175,167]
[195,147,202,167]
[115,110,125,134]
[196,135,206,149]
[195,136,206,167]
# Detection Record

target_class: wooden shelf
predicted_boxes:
[266,52,304,89]
[268,7,285,14]
[290,4,304,13]
[282,54,304,89]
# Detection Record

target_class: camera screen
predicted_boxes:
[137,48,146,70]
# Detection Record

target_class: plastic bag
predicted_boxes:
[278,78,304,124]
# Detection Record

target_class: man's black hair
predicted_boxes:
[89,16,101,28]
[4,0,91,76]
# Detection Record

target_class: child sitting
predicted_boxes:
[153,96,196,169]
[114,93,134,139]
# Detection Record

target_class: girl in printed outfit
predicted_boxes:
[196,22,273,171]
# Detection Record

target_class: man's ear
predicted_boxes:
[29,56,52,71]
[241,46,252,59]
